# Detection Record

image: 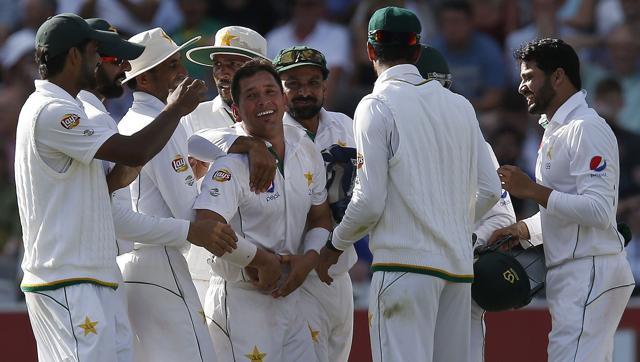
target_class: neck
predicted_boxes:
[374,61,405,77]
[49,74,81,98]
[545,90,577,120]
[296,113,321,134]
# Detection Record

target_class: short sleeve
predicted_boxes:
[310,146,328,205]
[193,157,247,222]
[35,102,116,166]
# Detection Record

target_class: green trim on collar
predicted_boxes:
[267,147,284,175]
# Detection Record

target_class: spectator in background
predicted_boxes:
[593,78,640,198]
[431,0,506,115]
[583,24,640,135]
[266,0,350,109]
[207,0,278,36]
[505,0,575,84]
[20,0,56,32]
[471,0,519,46]
[172,0,225,93]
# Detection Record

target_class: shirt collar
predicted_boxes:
[77,90,108,114]
[35,80,82,107]
[283,108,328,140]
[132,91,166,112]
[212,95,232,113]
[543,90,587,127]
[374,64,423,92]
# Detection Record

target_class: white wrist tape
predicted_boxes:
[303,227,331,254]
[220,233,257,267]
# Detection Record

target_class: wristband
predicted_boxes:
[220,233,258,267]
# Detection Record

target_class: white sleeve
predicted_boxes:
[545,120,618,229]
[188,127,241,162]
[193,157,247,223]
[332,98,392,250]
[473,143,516,245]
[310,143,328,205]
[111,186,190,245]
[522,212,543,247]
[35,102,116,165]
[146,133,199,221]
[474,126,501,222]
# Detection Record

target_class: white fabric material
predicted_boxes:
[332,64,501,278]
[25,284,131,362]
[368,271,471,362]
[118,91,197,250]
[521,91,628,267]
[117,247,217,362]
[180,96,234,140]
[299,273,353,362]
[469,300,485,362]
[546,253,633,361]
[193,123,327,281]
[78,90,190,254]
[205,276,316,362]
[188,125,243,163]
[16,80,120,287]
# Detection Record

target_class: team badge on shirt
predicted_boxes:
[171,155,188,173]
[60,113,80,129]
[213,168,232,182]
[589,156,607,172]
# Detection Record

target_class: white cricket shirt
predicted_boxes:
[522,91,626,267]
[180,95,234,139]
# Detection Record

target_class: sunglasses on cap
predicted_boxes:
[425,72,453,89]
[277,48,325,67]
[100,56,125,66]
[368,30,420,46]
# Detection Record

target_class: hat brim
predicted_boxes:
[90,29,144,60]
[275,62,329,78]
[122,36,201,84]
[186,45,267,67]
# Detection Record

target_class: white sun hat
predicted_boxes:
[122,27,200,84]
[186,26,268,67]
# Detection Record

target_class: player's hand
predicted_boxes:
[497,165,536,199]
[247,249,282,292]
[106,164,142,193]
[187,219,237,256]
[247,139,277,193]
[166,77,207,116]
[188,156,209,180]
[317,246,342,285]
[272,252,319,298]
[486,221,530,251]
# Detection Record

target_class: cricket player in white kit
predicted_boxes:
[116,28,220,362]
[415,44,516,362]
[490,38,634,362]
[183,26,271,306]
[273,45,358,362]
[317,7,501,362]
[193,59,331,362]
[16,14,207,362]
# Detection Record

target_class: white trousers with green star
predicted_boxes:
[368,271,471,362]
[25,283,132,362]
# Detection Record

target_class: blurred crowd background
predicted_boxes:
[0,0,638,308]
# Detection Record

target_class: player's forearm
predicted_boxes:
[112,204,190,245]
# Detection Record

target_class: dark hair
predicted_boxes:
[514,38,582,90]
[438,0,473,18]
[231,58,283,105]
[595,77,622,98]
[35,38,91,79]
[371,43,421,64]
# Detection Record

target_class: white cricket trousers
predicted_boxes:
[547,252,634,362]
[469,299,485,362]
[369,271,471,362]
[205,276,317,362]
[117,246,217,362]
[25,283,132,362]
[299,272,354,362]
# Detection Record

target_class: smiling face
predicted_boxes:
[280,65,326,121]
[212,53,251,106]
[233,70,285,140]
[518,60,556,115]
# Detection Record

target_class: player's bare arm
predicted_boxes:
[498,165,552,207]
[95,77,207,166]
[106,164,141,194]
[486,221,531,250]
[191,209,238,256]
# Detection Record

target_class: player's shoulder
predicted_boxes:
[37,98,87,129]
[207,154,248,185]
[322,109,353,125]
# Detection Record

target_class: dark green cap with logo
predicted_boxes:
[472,250,532,311]
[273,46,329,79]
[415,45,452,88]
[368,6,421,44]
[36,13,143,60]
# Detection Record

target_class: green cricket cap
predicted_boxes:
[273,46,329,79]
[36,13,144,60]
[368,6,421,45]
[415,45,452,88]
[472,250,532,312]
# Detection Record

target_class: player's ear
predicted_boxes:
[231,103,241,122]
[366,42,377,62]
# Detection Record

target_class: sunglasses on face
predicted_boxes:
[368,30,420,46]
[277,48,325,67]
[100,56,125,66]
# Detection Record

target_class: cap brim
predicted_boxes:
[90,29,144,60]
[122,36,201,84]
[186,45,267,67]
[275,62,329,78]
